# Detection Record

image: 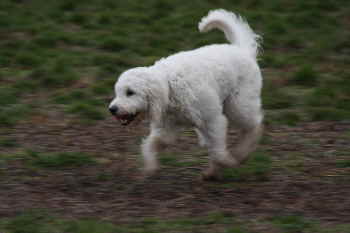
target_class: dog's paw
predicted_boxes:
[200,168,223,181]
[214,155,238,168]
[142,167,159,178]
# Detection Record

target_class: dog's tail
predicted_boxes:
[198,9,261,58]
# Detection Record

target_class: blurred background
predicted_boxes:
[0,0,350,232]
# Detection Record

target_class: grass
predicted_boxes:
[53,88,107,122]
[262,81,295,110]
[278,111,302,126]
[270,215,314,233]
[265,110,304,126]
[100,37,126,52]
[96,171,114,181]
[315,224,350,233]
[0,103,32,127]
[0,210,118,233]
[0,1,350,231]
[306,73,350,121]
[0,150,96,169]
[0,0,349,126]
[307,107,350,121]
[66,102,106,122]
[2,210,350,233]
[0,137,18,148]
[26,151,96,169]
[0,153,24,164]
[277,152,307,174]
[159,153,203,168]
[29,60,79,88]
[289,65,318,87]
[222,152,272,181]
[336,160,350,168]
[0,87,19,106]
[306,73,350,115]
[0,210,247,233]
[268,214,350,233]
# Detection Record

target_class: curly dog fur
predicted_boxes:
[109,9,263,179]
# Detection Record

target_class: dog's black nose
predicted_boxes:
[109,106,118,115]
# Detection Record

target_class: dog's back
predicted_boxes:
[151,9,262,102]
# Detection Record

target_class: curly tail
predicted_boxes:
[198,9,261,58]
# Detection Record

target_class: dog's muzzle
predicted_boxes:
[115,113,138,126]
[109,106,138,126]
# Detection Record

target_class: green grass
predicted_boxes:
[0,210,244,233]
[269,214,350,233]
[270,215,314,233]
[278,111,302,126]
[336,160,350,168]
[315,224,350,233]
[222,152,272,181]
[66,102,106,122]
[0,150,96,170]
[0,104,32,127]
[262,81,295,110]
[0,210,117,233]
[0,0,349,125]
[265,110,304,126]
[306,74,350,120]
[100,37,126,52]
[0,86,32,127]
[2,210,350,233]
[0,87,19,106]
[26,151,96,169]
[277,152,307,174]
[343,131,350,140]
[96,171,114,181]
[0,153,24,165]
[159,153,203,167]
[53,89,107,122]
[14,51,43,67]
[307,107,350,121]
[0,137,18,148]
[30,59,79,88]
[289,65,319,87]
[0,2,350,232]
[307,73,350,112]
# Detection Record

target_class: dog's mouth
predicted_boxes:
[115,113,139,126]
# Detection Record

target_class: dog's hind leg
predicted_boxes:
[199,114,239,180]
[233,123,263,164]
[224,92,263,165]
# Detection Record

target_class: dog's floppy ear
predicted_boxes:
[146,78,169,126]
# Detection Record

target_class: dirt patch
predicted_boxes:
[1,119,350,225]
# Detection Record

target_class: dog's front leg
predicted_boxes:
[141,125,177,176]
[141,131,161,176]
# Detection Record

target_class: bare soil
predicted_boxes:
[1,116,350,225]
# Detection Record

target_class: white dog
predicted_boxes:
[109,9,263,179]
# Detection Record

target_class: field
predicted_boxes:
[1,0,350,232]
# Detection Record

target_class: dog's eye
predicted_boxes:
[126,89,135,97]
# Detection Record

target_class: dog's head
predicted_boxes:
[109,67,169,126]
